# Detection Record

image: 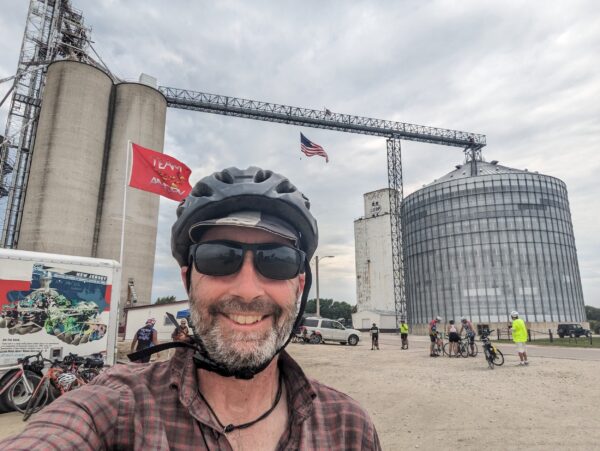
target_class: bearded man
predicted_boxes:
[1,166,380,450]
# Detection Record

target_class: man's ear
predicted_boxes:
[297,272,306,298]
[181,266,189,292]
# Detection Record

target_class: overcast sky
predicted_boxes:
[1,0,599,308]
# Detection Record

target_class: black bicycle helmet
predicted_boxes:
[172,166,318,266]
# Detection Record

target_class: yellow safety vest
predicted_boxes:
[512,318,527,342]
[400,324,409,334]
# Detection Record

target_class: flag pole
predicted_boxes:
[119,141,131,266]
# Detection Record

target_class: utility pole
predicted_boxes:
[315,255,334,317]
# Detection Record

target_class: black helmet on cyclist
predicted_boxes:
[171,166,318,379]
[172,166,318,266]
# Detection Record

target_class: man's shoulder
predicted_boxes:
[90,359,172,390]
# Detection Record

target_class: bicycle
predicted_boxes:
[443,337,462,357]
[23,353,98,421]
[371,333,379,350]
[431,333,444,356]
[0,352,45,412]
[481,329,504,369]
[459,335,478,357]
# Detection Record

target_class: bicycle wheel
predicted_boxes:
[7,371,42,413]
[492,349,504,366]
[443,342,450,356]
[470,343,479,357]
[483,349,494,369]
[23,379,49,421]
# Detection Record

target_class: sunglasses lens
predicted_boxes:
[193,243,243,276]
[255,245,303,280]
[192,241,304,280]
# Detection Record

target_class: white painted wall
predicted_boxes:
[125,300,189,341]
[352,309,397,331]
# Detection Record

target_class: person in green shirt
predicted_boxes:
[400,319,409,350]
[510,311,529,366]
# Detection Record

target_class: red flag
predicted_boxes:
[128,143,192,201]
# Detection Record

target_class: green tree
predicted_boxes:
[155,295,177,305]
[585,305,600,321]
[303,298,353,322]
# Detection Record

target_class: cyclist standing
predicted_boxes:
[399,319,409,350]
[447,320,460,357]
[370,323,380,350]
[131,318,159,363]
[429,316,442,357]
[510,311,529,365]
[460,317,476,356]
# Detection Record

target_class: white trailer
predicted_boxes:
[0,249,121,366]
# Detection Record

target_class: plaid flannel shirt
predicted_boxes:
[1,348,381,450]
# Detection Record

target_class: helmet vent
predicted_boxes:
[254,169,273,183]
[275,180,297,194]
[302,194,311,209]
[191,182,214,198]
[215,170,234,184]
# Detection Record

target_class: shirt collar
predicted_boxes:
[168,348,318,428]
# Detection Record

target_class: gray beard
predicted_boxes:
[188,289,298,373]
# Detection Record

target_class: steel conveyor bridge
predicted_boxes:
[159,86,487,326]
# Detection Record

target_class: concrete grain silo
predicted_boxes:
[401,157,585,334]
[352,189,398,331]
[18,60,167,310]
[95,82,167,306]
[18,61,113,256]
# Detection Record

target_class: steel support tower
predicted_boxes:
[386,138,405,326]
[0,0,96,247]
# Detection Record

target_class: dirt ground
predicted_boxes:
[1,334,599,450]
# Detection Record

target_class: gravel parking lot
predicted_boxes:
[286,333,600,450]
[1,333,599,449]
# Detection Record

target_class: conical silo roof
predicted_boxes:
[425,160,529,187]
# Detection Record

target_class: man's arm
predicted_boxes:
[0,381,123,449]
[152,329,159,346]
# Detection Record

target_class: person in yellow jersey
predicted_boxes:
[510,311,529,366]
[400,319,409,350]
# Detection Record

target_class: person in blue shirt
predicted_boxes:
[131,318,159,363]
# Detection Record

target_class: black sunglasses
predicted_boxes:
[189,240,305,280]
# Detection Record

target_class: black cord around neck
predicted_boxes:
[198,372,284,434]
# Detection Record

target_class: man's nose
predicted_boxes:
[229,250,266,300]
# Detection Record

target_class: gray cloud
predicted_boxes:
[1,0,599,307]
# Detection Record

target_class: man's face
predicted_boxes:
[182,225,305,373]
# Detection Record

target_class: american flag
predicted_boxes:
[300,133,329,163]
